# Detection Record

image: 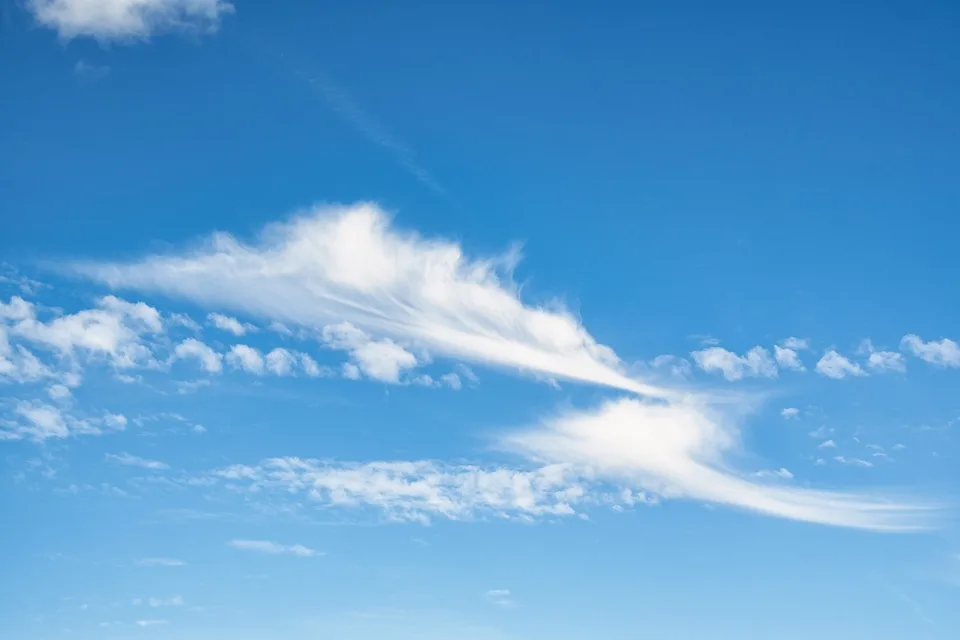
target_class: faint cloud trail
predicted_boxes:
[250,40,447,196]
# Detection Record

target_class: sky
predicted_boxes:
[1,1,959,638]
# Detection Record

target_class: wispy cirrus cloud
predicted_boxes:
[73,203,669,398]
[228,539,319,557]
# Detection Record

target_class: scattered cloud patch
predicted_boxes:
[901,334,960,368]
[105,452,169,471]
[818,439,837,449]
[208,312,254,336]
[780,407,800,420]
[136,557,185,567]
[322,322,419,384]
[815,350,865,379]
[225,345,265,375]
[691,346,777,381]
[173,338,222,373]
[27,0,234,42]
[835,456,873,468]
[773,346,805,372]
[755,468,794,480]
[485,589,515,608]
[860,340,906,373]
[228,539,318,557]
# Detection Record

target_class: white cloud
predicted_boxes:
[268,321,293,336]
[135,620,167,627]
[691,346,777,381]
[299,352,325,377]
[1,295,162,371]
[265,348,296,376]
[755,468,793,480]
[1,402,127,441]
[834,456,873,468]
[136,557,185,567]
[168,312,201,331]
[208,312,253,336]
[213,458,591,524]
[649,354,693,378]
[208,398,933,532]
[901,334,960,368]
[860,340,906,373]
[75,203,669,398]
[818,439,837,449]
[28,0,233,41]
[173,338,223,373]
[142,596,183,607]
[815,351,866,379]
[503,398,929,531]
[485,589,515,608]
[105,452,169,470]
[780,407,800,419]
[225,344,264,374]
[773,346,805,372]
[892,443,907,451]
[47,384,72,400]
[439,372,462,389]
[781,337,809,351]
[322,322,419,383]
[228,539,318,557]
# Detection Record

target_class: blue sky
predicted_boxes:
[2,1,959,638]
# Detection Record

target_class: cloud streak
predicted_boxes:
[73,203,669,398]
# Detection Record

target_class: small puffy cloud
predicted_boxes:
[105,452,169,471]
[208,312,253,336]
[323,322,419,383]
[901,334,960,368]
[168,312,201,331]
[299,353,324,377]
[691,346,777,381]
[649,354,693,378]
[28,0,233,42]
[439,372,462,389]
[47,384,72,400]
[2,401,106,441]
[173,338,223,373]
[818,439,837,449]
[815,351,865,379]
[860,340,905,373]
[141,596,183,607]
[136,557,185,567]
[228,539,318,557]
[267,321,293,336]
[265,348,296,376]
[225,344,264,374]
[773,346,805,372]
[892,444,907,451]
[781,337,809,351]
[780,407,800,419]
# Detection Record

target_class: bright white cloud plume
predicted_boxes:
[901,334,960,368]
[27,0,233,41]
[815,350,866,379]
[503,398,931,531]
[228,539,318,557]
[173,338,223,373]
[691,346,777,381]
[74,203,669,398]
